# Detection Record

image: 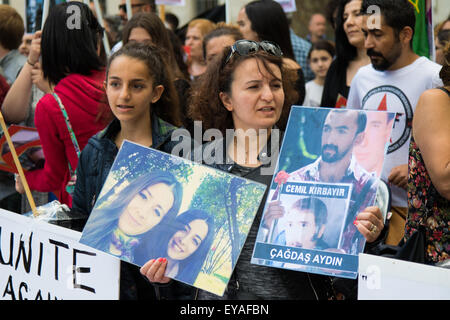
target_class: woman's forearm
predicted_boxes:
[1,62,33,123]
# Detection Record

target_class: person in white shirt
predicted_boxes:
[346,0,443,245]
[304,40,335,107]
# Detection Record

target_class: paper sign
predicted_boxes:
[80,140,266,296]
[358,253,450,300]
[252,106,395,279]
[0,209,120,300]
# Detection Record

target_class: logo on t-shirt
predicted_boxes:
[361,85,413,154]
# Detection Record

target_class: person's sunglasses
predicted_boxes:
[224,40,283,65]
[118,3,146,13]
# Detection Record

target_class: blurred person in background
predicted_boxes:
[184,19,215,80]
[307,13,328,43]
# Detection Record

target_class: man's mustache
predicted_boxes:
[367,49,383,57]
[322,144,338,153]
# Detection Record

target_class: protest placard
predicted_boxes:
[275,0,297,12]
[252,106,394,279]
[0,209,120,300]
[358,253,450,300]
[156,0,185,6]
[80,140,266,296]
[0,125,44,174]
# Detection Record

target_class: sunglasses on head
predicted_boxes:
[118,3,146,13]
[224,40,283,65]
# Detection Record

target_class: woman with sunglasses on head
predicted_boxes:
[143,40,334,300]
[237,0,306,116]
[320,0,370,108]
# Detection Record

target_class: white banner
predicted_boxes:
[156,0,186,6]
[358,253,450,300]
[275,0,297,13]
[0,209,119,300]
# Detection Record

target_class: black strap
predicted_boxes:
[437,86,450,97]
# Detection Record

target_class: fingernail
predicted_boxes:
[158,258,164,262]
[353,219,358,226]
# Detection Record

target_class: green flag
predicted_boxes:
[409,0,433,58]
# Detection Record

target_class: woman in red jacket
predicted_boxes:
[16,2,111,206]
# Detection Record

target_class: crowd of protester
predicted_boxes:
[0,0,448,300]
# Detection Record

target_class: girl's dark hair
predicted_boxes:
[244,0,295,60]
[107,42,182,126]
[188,46,298,135]
[41,2,105,85]
[122,12,184,80]
[307,39,336,60]
[150,209,215,284]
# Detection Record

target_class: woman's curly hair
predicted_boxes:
[188,46,299,134]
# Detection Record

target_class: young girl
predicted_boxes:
[72,42,185,300]
[121,12,193,134]
[304,40,335,107]
[139,209,215,286]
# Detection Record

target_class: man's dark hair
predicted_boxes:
[361,0,416,40]
[328,109,367,135]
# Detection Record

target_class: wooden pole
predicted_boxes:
[160,4,166,23]
[0,112,38,217]
[41,0,50,30]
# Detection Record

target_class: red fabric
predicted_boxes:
[25,70,109,207]
[0,74,10,108]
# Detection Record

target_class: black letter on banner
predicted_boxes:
[0,227,13,266]
[15,233,33,273]
[18,282,28,300]
[49,239,69,280]
[73,249,96,293]
[3,275,16,300]
[37,242,44,276]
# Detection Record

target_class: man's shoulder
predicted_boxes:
[288,161,317,181]
[353,63,376,80]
